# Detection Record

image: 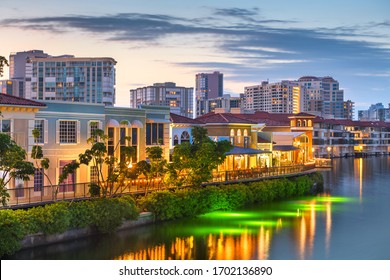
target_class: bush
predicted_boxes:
[88,183,101,197]
[0,210,25,257]
[28,202,72,235]
[68,200,95,229]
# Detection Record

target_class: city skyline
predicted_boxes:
[1,0,389,113]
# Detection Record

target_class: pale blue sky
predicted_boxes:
[1,0,389,113]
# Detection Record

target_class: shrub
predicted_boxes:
[68,200,95,229]
[30,202,71,235]
[0,210,25,257]
[139,190,181,221]
[88,183,101,197]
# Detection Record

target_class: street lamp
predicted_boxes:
[327,146,331,159]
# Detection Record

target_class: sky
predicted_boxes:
[1,0,389,115]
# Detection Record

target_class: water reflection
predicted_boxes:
[113,195,350,260]
[10,157,390,260]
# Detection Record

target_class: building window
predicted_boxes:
[59,160,75,192]
[59,120,77,143]
[107,127,114,156]
[132,128,138,145]
[34,168,44,192]
[0,120,11,133]
[90,166,98,183]
[146,123,164,145]
[120,127,128,162]
[34,120,44,143]
[173,135,179,146]
[181,131,190,143]
[88,121,100,142]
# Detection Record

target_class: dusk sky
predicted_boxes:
[1,0,389,114]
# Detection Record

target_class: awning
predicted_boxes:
[273,145,300,151]
[106,119,120,127]
[147,118,171,123]
[131,120,143,128]
[226,146,271,155]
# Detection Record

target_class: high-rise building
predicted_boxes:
[358,103,390,122]
[297,76,323,116]
[195,71,223,116]
[297,76,345,119]
[130,82,194,118]
[0,79,24,98]
[198,94,244,115]
[244,80,302,114]
[343,100,355,120]
[7,50,116,106]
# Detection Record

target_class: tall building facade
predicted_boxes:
[0,79,24,98]
[195,71,223,116]
[358,103,390,122]
[297,76,323,116]
[130,82,193,118]
[199,94,244,115]
[297,76,346,119]
[244,81,302,114]
[244,76,352,119]
[6,50,116,106]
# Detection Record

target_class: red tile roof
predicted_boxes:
[170,113,203,124]
[0,93,46,107]
[196,112,257,124]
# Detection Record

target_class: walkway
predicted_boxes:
[3,163,316,209]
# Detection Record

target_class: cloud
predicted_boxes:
[213,7,259,17]
[2,11,389,77]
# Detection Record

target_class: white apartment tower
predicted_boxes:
[8,50,116,106]
[244,81,303,114]
[130,82,194,118]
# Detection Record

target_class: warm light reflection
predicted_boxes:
[113,196,353,260]
[325,201,332,255]
[359,158,363,202]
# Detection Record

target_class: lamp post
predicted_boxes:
[327,146,331,159]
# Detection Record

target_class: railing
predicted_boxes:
[3,163,316,208]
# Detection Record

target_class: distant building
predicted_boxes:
[244,80,303,114]
[243,76,352,119]
[197,94,244,115]
[5,50,116,106]
[130,82,193,118]
[358,103,390,122]
[0,79,24,98]
[195,71,223,116]
[297,76,346,119]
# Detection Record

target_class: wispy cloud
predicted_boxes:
[1,10,389,79]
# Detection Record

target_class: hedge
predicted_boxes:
[0,197,139,257]
[139,172,323,221]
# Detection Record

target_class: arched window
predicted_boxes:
[230,129,235,137]
[297,120,301,127]
[244,129,248,137]
[173,135,179,146]
[303,120,307,127]
[181,131,190,143]
[237,129,242,144]
[308,120,312,127]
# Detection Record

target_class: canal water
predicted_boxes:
[8,157,390,260]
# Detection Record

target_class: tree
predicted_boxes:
[0,56,8,77]
[132,146,167,194]
[167,126,233,187]
[60,121,135,197]
[0,133,34,206]
[31,128,57,199]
